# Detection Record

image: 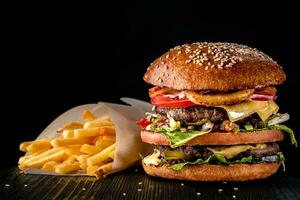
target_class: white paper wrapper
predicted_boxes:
[25,98,153,176]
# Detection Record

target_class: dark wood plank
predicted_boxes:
[1,167,300,200]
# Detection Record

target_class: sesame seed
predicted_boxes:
[205,66,209,70]
[123,193,126,196]
[5,184,10,187]
[164,65,168,69]
[161,61,165,65]
[166,54,169,58]
[234,187,239,191]
[218,188,223,192]
[82,188,86,191]
[24,184,28,187]
[181,183,184,186]
[138,189,142,192]
[196,192,201,196]
[134,168,138,172]
[223,181,228,184]
[168,42,276,70]
[232,195,236,199]
[138,182,142,185]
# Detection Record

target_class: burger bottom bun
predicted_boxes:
[142,162,281,181]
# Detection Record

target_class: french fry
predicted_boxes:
[26,140,52,154]
[96,162,113,177]
[84,120,114,129]
[55,162,81,174]
[103,135,116,142]
[50,138,91,147]
[80,144,102,155]
[63,155,76,163]
[23,147,62,164]
[108,150,115,159]
[99,126,115,136]
[81,110,97,121]
[41,161,58,172]
[19,141,33,152]
[64,145,81,155]
[74,128,101,138]
[57,122,83,133]
[24,149,66,169]
[86,165,99,176]
[93,115,112,122]
[62,130,74,138]
[87,143,115,166]
[95,136,115,149]
[76,155,89,170]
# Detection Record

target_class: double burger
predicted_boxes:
[138,42,297,181]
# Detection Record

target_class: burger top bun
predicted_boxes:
[144,42,286,91]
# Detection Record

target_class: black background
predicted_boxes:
[2,1,300,176]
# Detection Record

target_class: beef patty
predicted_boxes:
[154,106,227,123]
[157,143,280,161]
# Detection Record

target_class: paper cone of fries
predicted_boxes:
[19,99,152,177]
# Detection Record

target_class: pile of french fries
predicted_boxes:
[18,110,116,179]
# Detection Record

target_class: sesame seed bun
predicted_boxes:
[143,42,286,91]
[141,130,284,146]
[142,162,281,181]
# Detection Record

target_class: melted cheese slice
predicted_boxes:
[220,100,279,122]
[143,149,161,166]
[208,145,254,159]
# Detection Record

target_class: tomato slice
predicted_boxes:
[137,118,151,129]
[151,96,197,108]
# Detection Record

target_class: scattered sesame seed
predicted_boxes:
[234,187,239,191]
[180,183,184,186]
[232,195,237,199]
[82,188,86,191]
[223,181,228,184]
[137,189,142,192]
[166,54,169,58]
[5,184,10,187]
[123,193,126,196]
[134,168,138,172]
[205,66,209,70]
[167,42,276,70]
[218,188,223,192]
[138,182,142,185]
[161,61,165,65]
[196,192,201,196]
[164,65,168,69]
[24,184,28,187]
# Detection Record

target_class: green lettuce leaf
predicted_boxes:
[277,152,286,171]
[231,156,253,164]
[139,152,144,160]
[171,154,253,170]
[269,124,298,147]
[171,154,228,170]
[156,128,211,148]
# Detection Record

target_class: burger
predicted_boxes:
[138,42,297,181]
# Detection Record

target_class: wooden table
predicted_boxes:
[1,167,300,200]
